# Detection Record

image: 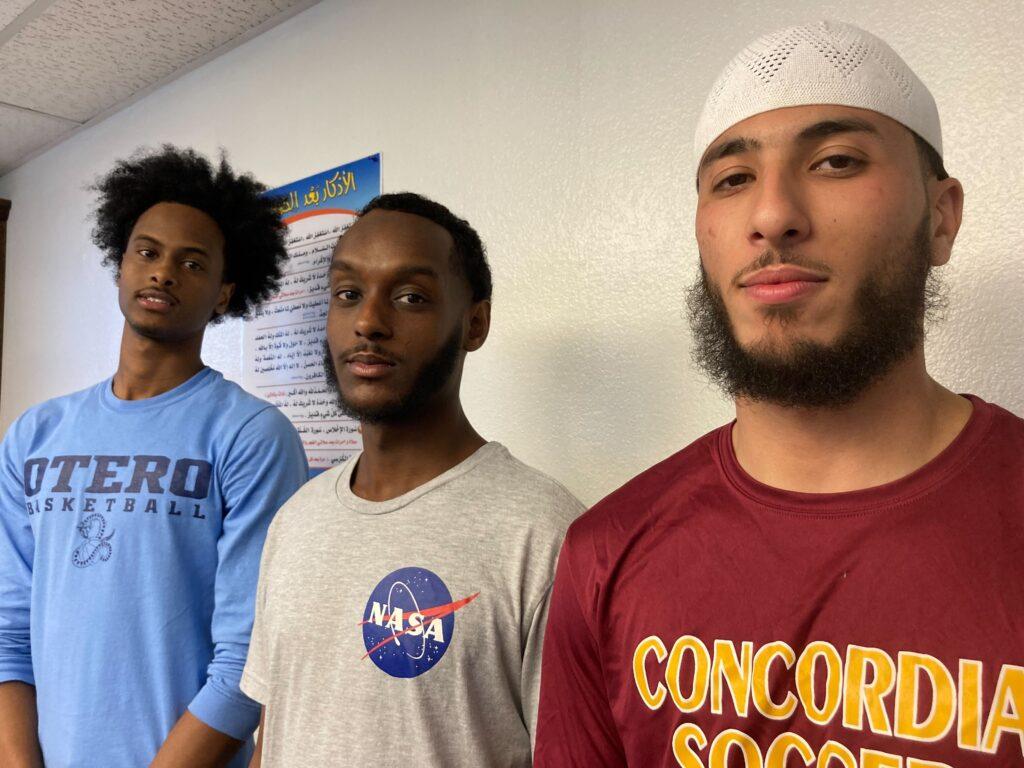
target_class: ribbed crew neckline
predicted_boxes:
[334,441,506,515]
[715,394,993,516]
[99,367,217,413]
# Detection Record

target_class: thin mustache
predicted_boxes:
[340,344,398,363]
[732,251,833,287]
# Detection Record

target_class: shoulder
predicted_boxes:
[982,398,1024,441]
[202,372,279,422]
[563,426,725,558]
[200,373,301,445]
[198,375,306,483]
[970,397,1024,475]
[2,382,102,446]
[234,403,300,443]
[264,463,340,538]
[474,444,586,530]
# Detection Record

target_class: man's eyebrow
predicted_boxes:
[393,265,440,280]
[796,118,880,142]
[130,234,209,257]
[699,137,762,175]
[329,259,439,280]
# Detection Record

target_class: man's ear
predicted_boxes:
[214,282,236,316]
[929,177,964,267]
[464,300,491,352]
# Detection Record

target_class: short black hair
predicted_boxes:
[359,192,492,302]
[912,131,949,181]
[92,144,288,321]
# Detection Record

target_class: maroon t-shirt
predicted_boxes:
[535,396,1024,768]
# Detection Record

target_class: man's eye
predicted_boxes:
[138,248,157,259]
[813,155,862,172]
[713,172,752,191]
[334,289,359,301]
[396,293,427,305]
[183,260,203,271]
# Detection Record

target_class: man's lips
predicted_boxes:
[135,289,177,312]
[738,267,828,305]
[345,353,396,379]
[739,266,829,287]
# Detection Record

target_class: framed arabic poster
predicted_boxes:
[242,154,381,474]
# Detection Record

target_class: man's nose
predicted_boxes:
[353,294,392,340]
[149,257,179,287]
[746,171,811,251]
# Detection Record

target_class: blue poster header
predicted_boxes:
[270,153,382,221]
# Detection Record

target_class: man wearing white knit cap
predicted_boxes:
[535,20,1024,768]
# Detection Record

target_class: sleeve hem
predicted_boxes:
[0,669,34,686]
[239,669,268,705]
[188,680,261,741]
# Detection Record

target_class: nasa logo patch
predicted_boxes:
[360,567,479,679]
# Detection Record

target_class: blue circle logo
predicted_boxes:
[360,567,478,678]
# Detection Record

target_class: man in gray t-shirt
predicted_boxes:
[241,193,584,767]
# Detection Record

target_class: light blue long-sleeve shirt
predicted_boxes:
[0,367,308,767]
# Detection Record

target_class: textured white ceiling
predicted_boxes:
[0,0,39,30]
[0,0,318,176]
[0,102,77,162]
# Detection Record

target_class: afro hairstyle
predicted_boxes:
[91,144,287,321]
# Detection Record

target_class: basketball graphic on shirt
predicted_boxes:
[71,513,115,568]
[360,567,479,678]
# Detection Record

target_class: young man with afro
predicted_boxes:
[0,145,308,768]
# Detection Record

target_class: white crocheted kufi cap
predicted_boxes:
[693,20,942,167]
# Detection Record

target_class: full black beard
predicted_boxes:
[324,326,463,425]
[686,214,945,408]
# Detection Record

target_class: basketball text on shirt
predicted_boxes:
[22,454,214,519]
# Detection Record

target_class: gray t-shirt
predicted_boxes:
[240,442,584,767]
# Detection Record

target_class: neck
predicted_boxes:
[731,348,973,493]
[351,395,486,502]
[111,322,206,401]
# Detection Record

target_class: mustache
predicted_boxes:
[731,250,834,287]
[333,343,400,364]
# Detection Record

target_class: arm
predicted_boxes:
[154,408,307,766]
[248,708,265,768]
[533,533,628,768]
[0,425,41,768]
[150,711,242,768]
[240,497,277,768]
[0,682,42,768]
[521,582,553,748]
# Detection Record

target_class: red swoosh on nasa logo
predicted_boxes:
[360,592,480,660]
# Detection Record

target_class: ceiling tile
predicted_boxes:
[0,0,40,30]
[0,103,77,175]
[0,0,303,122]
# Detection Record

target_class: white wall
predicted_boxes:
[1,0,1021,505]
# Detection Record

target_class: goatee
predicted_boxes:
[324,326,463,425]
[686,214,945,408]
